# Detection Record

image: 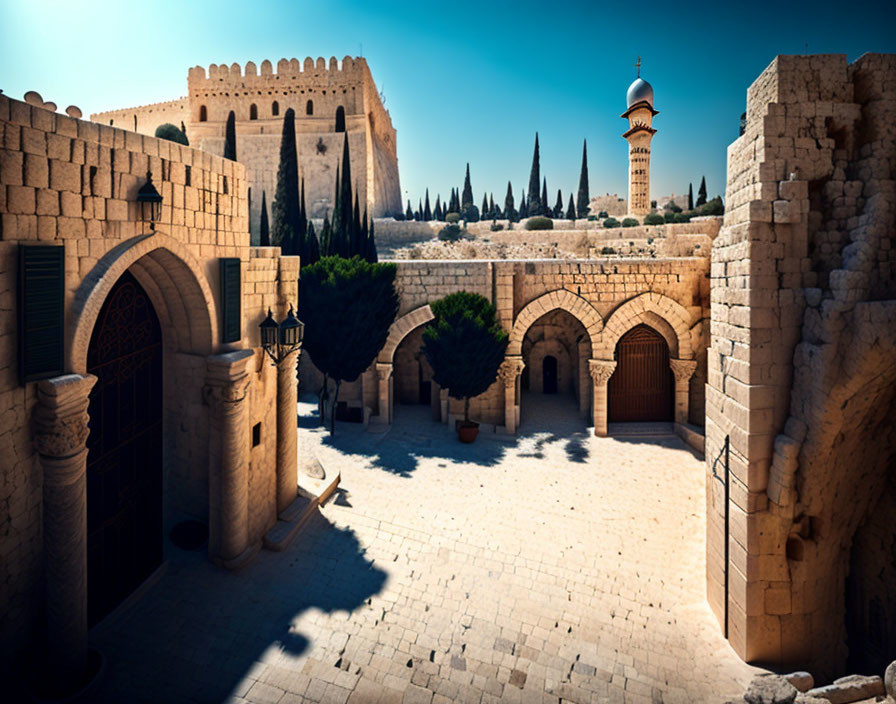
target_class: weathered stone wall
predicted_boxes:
[0,93,294,674]
[90,97,190,138]
[705,53,896,678]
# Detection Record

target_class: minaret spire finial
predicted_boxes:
[635,55,642,77]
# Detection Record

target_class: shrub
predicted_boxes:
[587,215,598,221]
[673,212,691,223]
[490,222,504,232]
[664,212,677,223]
[155,123,189,146]
[600,246,616,255]
[694,196,725,216]
[622,218,639,228]
[445,212,461,224]
[462,204,480,223]
[422,292,508,424]
[598,211,609,218]
[602,217,620,228]
[643,213,665,225]
[438,224,462,242]
[525,216,553,231]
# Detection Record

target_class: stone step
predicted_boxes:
[263,469,341,552]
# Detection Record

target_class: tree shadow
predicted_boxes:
[88,511,386,704]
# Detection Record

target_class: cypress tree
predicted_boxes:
[527,133,541,215]
[338,135,353,254]
[319,214,332,256]
[224,110,237,161]
[566,192,576,220]
[461,163,474,211]
[416,199,423,221]
[576,139,590,218]
[366,217,378,263]
[406,200,414,220]
[554,189,564,218]
[481,193,489,219]
[360,207,368,259]
[259,190,270,246]
[519,191,528,219]
[434,195,442,221]
[504,182,515,221]
[697,176,707,207]
[489,194,496,219]
[305,220,320,267]
[352,193,362,256]
[271,108,300,253]
[541,178,549,217]
[688,183,694,211]
[332,165,342,255]
[424,189,432,221]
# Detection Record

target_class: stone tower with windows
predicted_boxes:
[622,64,658,217]
[91,56,402,237]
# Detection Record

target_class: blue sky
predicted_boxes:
[2,0,893,209]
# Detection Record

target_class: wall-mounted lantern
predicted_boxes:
[136,171,163,230]
[260,305,304,364]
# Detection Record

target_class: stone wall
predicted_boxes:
[705,53,896,678]
[90,97,190,138]
[0,93,296,675]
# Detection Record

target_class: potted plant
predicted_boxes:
[422,292,508,442]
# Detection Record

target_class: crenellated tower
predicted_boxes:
[621,60,658,217]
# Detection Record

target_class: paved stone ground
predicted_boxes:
[89,393,761,704]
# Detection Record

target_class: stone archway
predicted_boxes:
[373,305,434,424]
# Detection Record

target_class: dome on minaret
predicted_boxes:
[626,77,654,108]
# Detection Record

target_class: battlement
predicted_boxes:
[188,56,369,84]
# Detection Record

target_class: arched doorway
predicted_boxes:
[608,324,673,422]
[543,356,558,394]
[393,325,439,421]
[86,271,163,626]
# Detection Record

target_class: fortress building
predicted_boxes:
[622,62,658,216]
[91,56,402,237]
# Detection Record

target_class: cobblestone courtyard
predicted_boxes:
[90,394,760,704]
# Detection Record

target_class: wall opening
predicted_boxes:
[335,105,346,133]
[272,100,279,116]
[249,103,258,120]
[199,105,207,122]
[306,99,313,116]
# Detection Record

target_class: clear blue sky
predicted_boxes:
[2,0,892,210]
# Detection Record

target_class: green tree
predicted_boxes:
[154,123,189,146]
[519,191,528,219]
[461,163,474,211]
[422,292,509,425]
[576,139,590,218]
[434,195,442,221]
[566,192,576,220]
[259,190,270,246]
[481,193,489,219]
[365,216,378,263]
[489,194,496,219]
[353,194,362,254]
[223,111,237,161]
[319,214,332,256]
[424,189,432,221]
[697,176,707,207]
[271,108,300,255]
[406,200,414,221]
[554,189,564,218]
[337,135,354,255]
[305,220,320,266]
[688,182,694,210]
[527,133,541,215]
[541,178,549,217]
[299,256,399,433]
[504,182,516,222]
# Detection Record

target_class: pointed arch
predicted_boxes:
[249,103,258,120]
[335,105,346,132]
[598,292,696,360]
[199,105,207,122]
[508,290,603,357]
[306,99,313,116]
[272,100,279,116]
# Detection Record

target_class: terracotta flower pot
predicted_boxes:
[457,421,479,443]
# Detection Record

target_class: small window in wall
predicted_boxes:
[249,103,258,120]
[272,100,279,116]
[185,165,191,187]
[109,119,113,125]
[306,99,313,116]
[335,105,346,133]
[133,115,137,131]
[199,105,207,122]
[252,422,261,447]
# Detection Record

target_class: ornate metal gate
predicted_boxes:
[86,271,163,626]
[608,324,673,422]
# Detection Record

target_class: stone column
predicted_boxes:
[588,359,617,437]
[498,356,525,434]
[33,373,97,687]
[276,349,299,515]
[669,358,697,425]
[376,362,393,424]
[206,350,254,569]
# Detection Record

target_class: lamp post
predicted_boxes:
[259,305,304,365]
[136,171,163,231]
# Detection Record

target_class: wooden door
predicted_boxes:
[86,271,163,626]
[608,324,673,422]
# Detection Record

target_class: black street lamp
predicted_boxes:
[136,171,163,230]
[260,304,304,364]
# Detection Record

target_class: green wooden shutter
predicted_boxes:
[220,257,241,343]
[19,245,65,384]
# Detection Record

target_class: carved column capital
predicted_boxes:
[205,349,254,414]
[588,359,617,385]
[376,362,393,382]
[498,356,525,387]
[669,358,698,382]
[33,374,97,462]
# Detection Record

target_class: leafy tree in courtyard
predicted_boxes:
[527,133,541,215]
[259,190,270,246]
[577,139,590,218]
[271,108,300,255]
[697,176,707,207]
[223,111,237,161]
[299,256,399,433]
[422,292,509,426]
[155,123,189,146]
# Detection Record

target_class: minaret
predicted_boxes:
[621,58,658,217]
